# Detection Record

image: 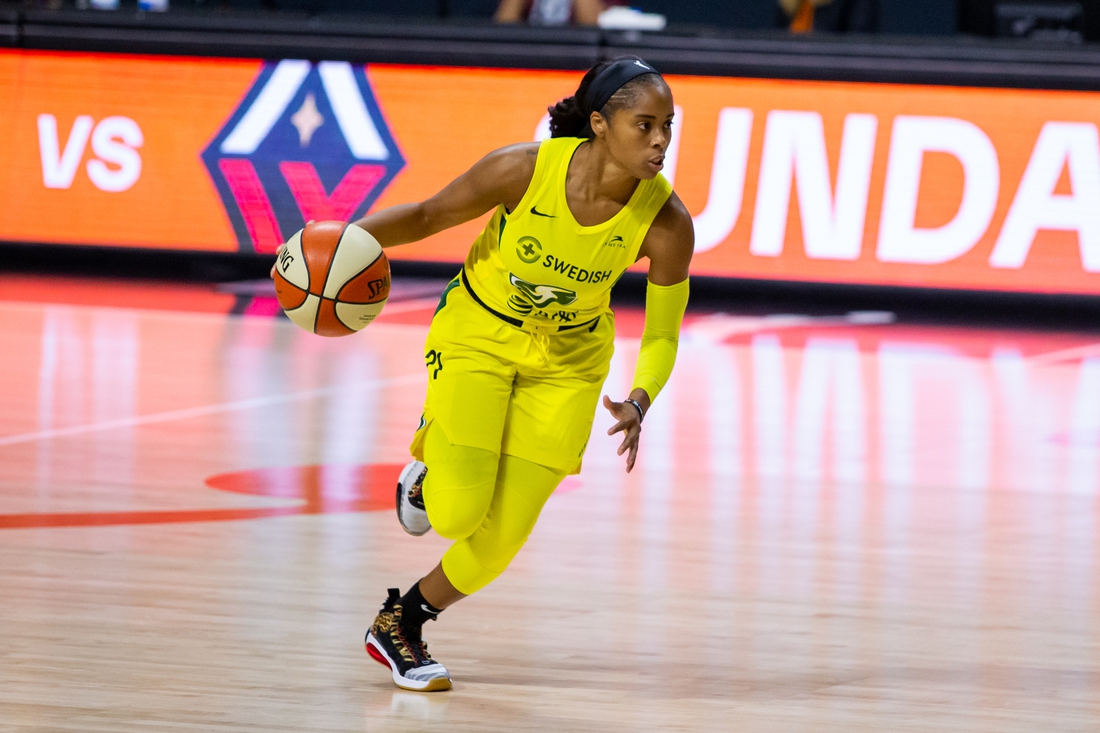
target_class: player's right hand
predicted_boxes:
[270,221,313,279]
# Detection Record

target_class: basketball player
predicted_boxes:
[356,58,692,691]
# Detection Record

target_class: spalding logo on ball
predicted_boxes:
[273,221,390,337]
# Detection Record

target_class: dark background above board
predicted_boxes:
[6,0,1100,39]
[5,2,1100,90]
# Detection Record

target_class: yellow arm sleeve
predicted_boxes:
[631,278,689,402]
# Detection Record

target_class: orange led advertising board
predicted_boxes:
[3,49,1100,295]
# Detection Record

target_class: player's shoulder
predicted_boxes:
[480,142,541,173]
[471,142,542,195]
[639,188,694,271]
[651,190,694,241]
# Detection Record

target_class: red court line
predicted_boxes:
[0,275,237,313]
[0,506,303,530]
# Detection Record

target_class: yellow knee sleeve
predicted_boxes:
[441,454,564,596]
[421,423,498,541]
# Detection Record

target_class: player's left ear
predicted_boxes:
[589,110,609,138]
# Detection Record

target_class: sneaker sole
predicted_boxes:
[365,632,452,692]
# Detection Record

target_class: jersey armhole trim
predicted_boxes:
[627,181,674,265]
[510,139,558,219]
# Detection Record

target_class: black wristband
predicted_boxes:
[624,398,645,423]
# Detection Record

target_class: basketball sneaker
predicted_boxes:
[396,460,431,536]
[365,588,452,692]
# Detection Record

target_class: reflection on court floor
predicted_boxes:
[1,279,1098,732]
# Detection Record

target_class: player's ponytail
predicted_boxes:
[547,60,613,139]
[547,57,664,139]
[546,95,588,138]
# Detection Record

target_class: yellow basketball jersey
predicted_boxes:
[463,137,673,329]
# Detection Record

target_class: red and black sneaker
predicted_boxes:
[365,588,452,692]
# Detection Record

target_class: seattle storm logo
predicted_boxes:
[202,60,405,253]
[506,273,577,315]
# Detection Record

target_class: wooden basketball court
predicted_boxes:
[2,275,1098,731]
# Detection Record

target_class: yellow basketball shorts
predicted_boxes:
[410,277,615,475]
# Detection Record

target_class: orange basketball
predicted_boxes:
[273,221,390,337]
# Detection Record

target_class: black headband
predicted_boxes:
[582,58,661,116]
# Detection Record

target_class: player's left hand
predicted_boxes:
[269,246,283,280]
[603,394,642,473]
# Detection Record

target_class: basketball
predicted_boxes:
[273,221,390,337]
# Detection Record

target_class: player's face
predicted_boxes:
[603,83,675,180]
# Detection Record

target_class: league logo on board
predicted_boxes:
[202,60,405,254]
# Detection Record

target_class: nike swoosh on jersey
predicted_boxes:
[530,206,556,218]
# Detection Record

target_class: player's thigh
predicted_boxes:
[501,320,614,471]
[504,375,603,465]
[421,291,517,453]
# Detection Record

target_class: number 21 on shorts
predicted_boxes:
[425,349,444,379]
